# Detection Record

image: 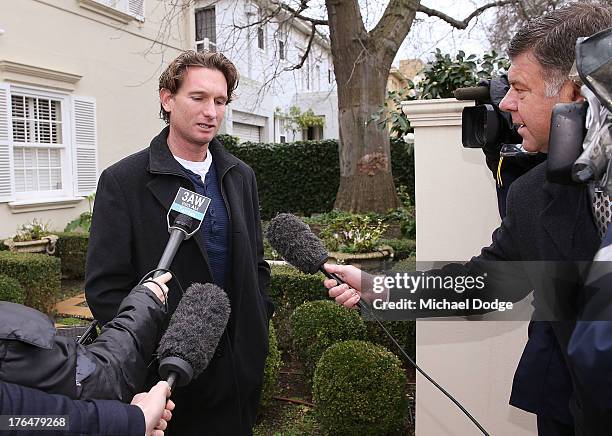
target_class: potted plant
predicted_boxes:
[4,219,59,254]
[320,214,392,271]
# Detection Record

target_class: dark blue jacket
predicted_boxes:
[487,162,605,433]
[0,380,144,435]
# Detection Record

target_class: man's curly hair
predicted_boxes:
[158,50,239,124]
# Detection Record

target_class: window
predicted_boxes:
[257,26,265,51]
[0,84,98,204]
[11,95,64,194]
[279,40,286,60]
[304,56,311,91]
[195,7,217,52]
[328,69,332,84]
[91,0,144,21]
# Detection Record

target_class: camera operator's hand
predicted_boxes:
[131,381,175,436]
[143,272,172,304]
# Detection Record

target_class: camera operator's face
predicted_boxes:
[500,51,577,153]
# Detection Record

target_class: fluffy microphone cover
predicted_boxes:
[266,213,328,274]
[156,283,230,379]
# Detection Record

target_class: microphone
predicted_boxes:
[156,283,230,390]
[266,213,490,435]
[265,213,365,308]
[454,86,490,102]
[154,187,210,278]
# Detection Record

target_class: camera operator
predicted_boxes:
[0,272,172,403]
[325,4,612,435]
[0,380,174,436]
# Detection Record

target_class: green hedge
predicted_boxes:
[0,251,61,314]
[381,238,416,261]
[54,232,89,279]
[269,265,327,350]
[0,273,25,304]
[260,321,282,409]
[290,300,366,378]
[219,136,415,219]
[313,340,408,435]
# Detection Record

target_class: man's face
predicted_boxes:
[160,66,228,148]
[499,51,578,153]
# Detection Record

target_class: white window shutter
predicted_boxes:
[0,83,14,202]
[128,0,144,20]
[72,96,98,197]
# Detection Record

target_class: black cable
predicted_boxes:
[362,302,489,436]
[323,270,490,436]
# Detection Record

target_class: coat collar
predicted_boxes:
[541,178,599,260]
[148,126,240,177]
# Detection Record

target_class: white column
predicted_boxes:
[402,98,536,436]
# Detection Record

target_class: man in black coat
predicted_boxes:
[325,3,612,435]
[85,51,273,435]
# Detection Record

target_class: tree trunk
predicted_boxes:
[326,0,404,213]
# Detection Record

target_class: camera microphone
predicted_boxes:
[156,282,230,390]
[454,86,490,103]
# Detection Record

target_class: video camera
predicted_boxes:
[454,75,525,156]
[546,27,612,191]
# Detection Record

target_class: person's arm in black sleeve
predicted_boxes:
[85,169,137,325]
[0,380,145,436]
[78,285,168,401]
[249,168,273,321]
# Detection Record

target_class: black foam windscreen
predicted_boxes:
[156,283,230,379]
[266,213,329,274]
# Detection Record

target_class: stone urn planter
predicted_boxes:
[327,245,393,271]
[4,234,59,255]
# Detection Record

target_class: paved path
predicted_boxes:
[55,293,93,320]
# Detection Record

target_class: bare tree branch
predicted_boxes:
[418,0,517,29]
[270,0,329,26]
[284,22,317,71]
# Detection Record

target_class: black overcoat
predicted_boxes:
[85,127,272,435]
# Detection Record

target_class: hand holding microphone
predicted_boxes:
[142,272,172,304]
[323,263,363,308]
[130,381,175,436]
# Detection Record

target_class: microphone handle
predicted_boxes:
[167,372,178,391]
[319,266,366,310]
[154,228,188,278]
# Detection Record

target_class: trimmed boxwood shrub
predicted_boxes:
[269,265,327,350]
[219,135,415,219]
[0,273,25,304]
[290,300,366,378]
[54,232,89,279]
[0,251,61,314]
[313,340,408,435]
[260,321,282,409]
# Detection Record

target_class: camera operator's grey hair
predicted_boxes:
[508,2,612,97]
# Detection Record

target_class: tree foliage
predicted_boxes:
[373,49,510,138]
